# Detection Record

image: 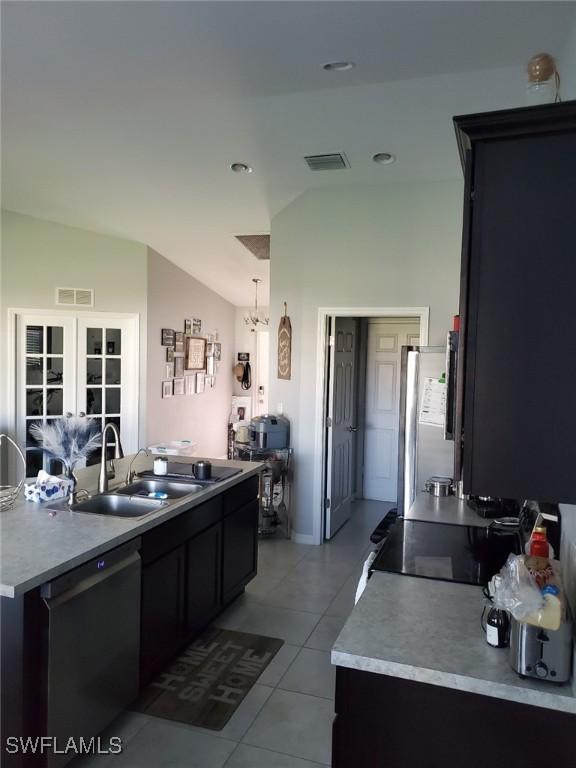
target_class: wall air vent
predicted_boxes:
[235,235,270,261]
[56,287,95,307]
[304,153,349,171]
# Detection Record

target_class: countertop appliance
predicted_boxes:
[510,616,573,683]
[249,414,290,450]
[398,341,457,517]
[369,514,523,587]
[41,540,141,768]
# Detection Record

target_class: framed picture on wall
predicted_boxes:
[186,336,206,370]
[174,357,184,378]
[173,378,185,396]
[213,342,222,361]
[164,362,174,379]
[206,355,215,376]
[166,346,175,363]
[195,372,206,393]
[175,332,185,354]
[185,375,195,395]
[162,380,173,398]
[162,328,175,346]
[193,318,202,335]
[184,319,192,335]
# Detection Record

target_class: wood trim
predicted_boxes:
[454,100,576,170]
[453,149,474,484]
[313,306,430,546]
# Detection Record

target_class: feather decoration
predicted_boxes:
[29,415,102,472]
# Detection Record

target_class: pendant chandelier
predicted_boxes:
[244,278,269,328]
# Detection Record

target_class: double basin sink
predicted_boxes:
[47,479,203,518]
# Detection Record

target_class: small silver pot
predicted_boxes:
[425,476,454,497]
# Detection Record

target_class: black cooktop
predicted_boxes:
[370,518,522,586]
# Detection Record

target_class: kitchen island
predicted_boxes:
[0,456,263,768]
[331,495,575,767]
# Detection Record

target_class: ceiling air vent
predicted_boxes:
[304,153,349,171]
[235,235,270,261]
[56,287,95,307]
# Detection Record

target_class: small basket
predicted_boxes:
[0,434,27,511]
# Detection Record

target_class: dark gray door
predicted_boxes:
[325,318,357,539]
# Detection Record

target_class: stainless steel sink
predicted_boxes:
[47,493,167,518]
[115,480,203,499]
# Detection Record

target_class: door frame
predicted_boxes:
[4,308,140,481]
[314,307,429,545]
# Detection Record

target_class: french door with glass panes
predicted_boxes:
[76,317,138,466]
[16,312,139,477]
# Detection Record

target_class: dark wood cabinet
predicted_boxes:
[333,666,573,768]
[454,101,576,503]
[222,499,259,604]
[186,522,222,634]
[140,475,260,680]
[140,544,186,681]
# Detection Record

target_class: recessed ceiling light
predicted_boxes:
[372,152,396,165]
[230,162,253,174]
[322,61,355,72]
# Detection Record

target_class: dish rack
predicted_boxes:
[0,434,26,511]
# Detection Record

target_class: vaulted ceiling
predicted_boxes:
[3,1,575,305]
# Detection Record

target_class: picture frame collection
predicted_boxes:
[161,318,219,398]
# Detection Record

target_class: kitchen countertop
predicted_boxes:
[0,456,263,598]
[405,491,490,528]
[332,571,576,715]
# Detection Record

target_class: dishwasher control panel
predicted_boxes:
[41,538,141,599]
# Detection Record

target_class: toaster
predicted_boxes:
[509,616,573,683]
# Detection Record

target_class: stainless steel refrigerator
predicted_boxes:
[397,336,458,516]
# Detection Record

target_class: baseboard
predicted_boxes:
[291,532,317,545]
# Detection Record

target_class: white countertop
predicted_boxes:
[332,492,575,715]
[332,570,576,714]
[0,456,263,598]
[405,491,490,527]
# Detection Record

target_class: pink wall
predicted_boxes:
[146,248,235,458]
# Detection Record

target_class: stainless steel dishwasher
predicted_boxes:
[41,540,141,768]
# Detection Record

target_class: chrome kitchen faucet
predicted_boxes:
[98,423,124,493]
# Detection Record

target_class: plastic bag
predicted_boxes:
[491,554,544,621]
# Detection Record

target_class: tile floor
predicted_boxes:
[76,499,391,768]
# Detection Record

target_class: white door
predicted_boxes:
[15,312,139,477]
[16,314,76,477]
[325,317,358,539]
[77,317,139,464]
[363,320,420,502]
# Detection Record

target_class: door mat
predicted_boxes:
[132,627,284,730]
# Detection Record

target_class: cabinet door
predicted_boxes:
[462,129,576,502]
[222,499,259,604]
[140,545,186,680]
[186,523,222,635]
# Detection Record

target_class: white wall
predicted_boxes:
[233,306,270,417]
[146,248,235,458]
[559,21,576,100]
[268,180,463,539]
[0,209,149,443]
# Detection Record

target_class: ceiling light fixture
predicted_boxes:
[244,278,269,328]
[230,162,253,174]
[322,61,355,72]
[372,152,396,165]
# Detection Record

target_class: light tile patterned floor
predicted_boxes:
[74,499,391,768]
